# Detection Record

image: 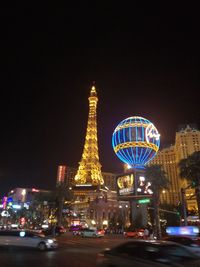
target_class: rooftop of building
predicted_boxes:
[177,124,199,132]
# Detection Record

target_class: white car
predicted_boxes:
[0,230,58,251]
[81,228,104,238]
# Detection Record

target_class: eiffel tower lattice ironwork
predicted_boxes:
[74,85,104,186]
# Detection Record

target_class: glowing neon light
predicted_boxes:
[13,204,21,209]
[2,196,7,209]
[145,123,160,143]
[138,198,150,204]
[114,141,159,153]
[20,231,25,237]
[112,116,160,168]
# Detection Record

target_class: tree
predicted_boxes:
[160,203,180,227]
[178,151,200,219]
[145,165,170,239]
[31,191,57,226]
[55,183,73,226]
[133,213,143,229]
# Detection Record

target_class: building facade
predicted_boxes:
[56,166,118,192]
[7,187,50,203]
[150,124,200,210]
[150,145,180,205]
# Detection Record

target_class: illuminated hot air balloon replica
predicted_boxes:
[112,116,160,169]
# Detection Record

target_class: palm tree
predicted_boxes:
[178,151,200,219]
[55,183,73,226]
[32,191,57,225]
[145,165,170,239]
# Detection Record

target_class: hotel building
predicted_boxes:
[150,124,200,210]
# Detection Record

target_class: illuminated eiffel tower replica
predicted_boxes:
[73,85,105,202]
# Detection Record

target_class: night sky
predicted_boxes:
[0,4,200,196]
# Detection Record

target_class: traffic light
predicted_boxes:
[191,181,196,187]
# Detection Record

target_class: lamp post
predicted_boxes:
[119,205,124,232]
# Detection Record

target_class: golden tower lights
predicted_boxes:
[74,85,104,186]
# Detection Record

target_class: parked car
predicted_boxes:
[164,236,200,256]
[81,228,104,238]
[124,228,144,238]
[96,239,200,267]
[0,230,58,251]
[43,225,66,236]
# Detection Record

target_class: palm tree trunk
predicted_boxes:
[153,193,161,239]
[195,186,200,219]
[57,196,64,226]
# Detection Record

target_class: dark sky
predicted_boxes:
[0,4,200,196]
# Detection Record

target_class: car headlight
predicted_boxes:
[47,239,54,244]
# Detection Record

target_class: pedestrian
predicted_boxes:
[143,227,149,239]
[149,228,154,239]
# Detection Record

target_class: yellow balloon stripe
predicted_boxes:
[114,141,159,153]
[114,122,148,132]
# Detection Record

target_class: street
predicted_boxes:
[0,232,126,267]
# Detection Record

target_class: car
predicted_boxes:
[72,228,84,236]
[164,236,200,256]
[98,229,106,235]
[0,230,58,251]
[96,239,200,267]
[124,228,144,238]
[81,228,104,238]
[55,225,66,234]
[43,225,66,236]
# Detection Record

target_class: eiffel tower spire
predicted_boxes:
[74,85,104,186]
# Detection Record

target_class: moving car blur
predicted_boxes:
[163,226,200,257]
[96,239,200,267]
[164,236,200,257]
[0,230,58,251]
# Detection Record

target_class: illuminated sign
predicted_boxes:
[117,172,153,197]
[2,196,7,209]
[117,174,134,189]
[166,226,199,236]
[7,197,13,202]
[117,174,134,196]
[57,165,66,183]
[13,204,21,209]
[145,123,160,143]
[138,198,150,204]
[20,231,25,237]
